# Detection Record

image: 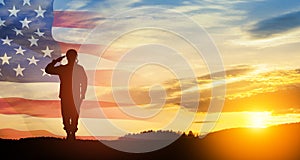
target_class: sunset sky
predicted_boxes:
[1,0,300,140]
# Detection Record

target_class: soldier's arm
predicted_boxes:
[45,60,59,75]
[45,57,64,75]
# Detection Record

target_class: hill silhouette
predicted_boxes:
[1,123,300,160]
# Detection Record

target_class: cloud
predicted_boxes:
[224,68,300,99]
[248,11,300,38]
[233,0,300,21]
[54,0,94,11]
[155,65,300,112]
[130,0,185,7]
[66,0,90,10]
[223,1,300,49]
[198,65,255,80]
[193,120,216,124]
[141,65,255,111]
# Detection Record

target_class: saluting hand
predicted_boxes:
[55,56,65,63]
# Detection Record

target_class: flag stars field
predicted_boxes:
[0,0,60,82]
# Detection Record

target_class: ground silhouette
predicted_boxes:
[1,123,300,160]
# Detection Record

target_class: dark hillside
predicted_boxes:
[1,123,300,160]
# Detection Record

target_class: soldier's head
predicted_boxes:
[66,49,78,64]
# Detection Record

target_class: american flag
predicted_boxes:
[0,0,110,139]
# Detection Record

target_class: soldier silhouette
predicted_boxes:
[45,49,87,140]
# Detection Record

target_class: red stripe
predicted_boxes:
[0,98,134,119]
[53,11,104,29]
[0,128,62,139]
[0,128,117,140]
[58,42,104,56]
[87,69,137,86]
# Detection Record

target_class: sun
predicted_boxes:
[248,112,271,128]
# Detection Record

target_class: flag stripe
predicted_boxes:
[58,41,104,56]
[0,68,138,101]
[56,40,125,61]
[0,81,97,100]
[0,97,134,119]
[53,11,105,29]
[52,10,104,57]
[0,128,115,140]
[52,27,123,61]
[0,128,62,139]
[76,53,116,70]
[0,113,158,137]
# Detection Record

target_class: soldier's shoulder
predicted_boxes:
[76,64,84,68]
[76,64,85,70]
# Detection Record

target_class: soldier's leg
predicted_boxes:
[67,96,81,140]
[69,104,79,140]
[61,98,72,139]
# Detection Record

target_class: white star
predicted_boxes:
[23,0,31,6]
[20,17,31,28]
[34,28,44,37]
[14,46,26,55]
[0,18,6,27]
[42,46,53,57]
[41,69,51,77]
[8,5,20,17]
[0,53,12,65]
[28,36,39,46]
[13,64,25,77]
[1,36,13,46]
[13,28,23,36]
[34,5,46,18]
[27,56,39,65]
[0,0,4,5]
